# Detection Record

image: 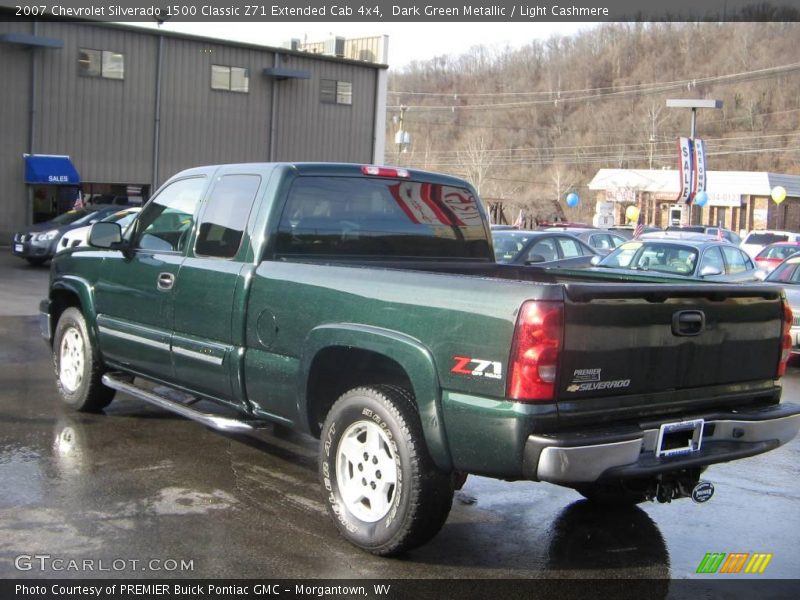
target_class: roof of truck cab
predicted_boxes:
[169,163,474,188]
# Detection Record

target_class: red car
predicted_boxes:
[754,242,800,272]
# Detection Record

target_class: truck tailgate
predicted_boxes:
[557,283,784,408]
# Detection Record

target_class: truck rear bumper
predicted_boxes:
[523,403,800,484]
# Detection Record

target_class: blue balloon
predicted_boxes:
[566,192,580,208]
[694,191,709,207]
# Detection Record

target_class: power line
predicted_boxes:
[386,63,800,112]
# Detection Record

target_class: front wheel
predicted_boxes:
[319,385,453,556]
[53,307,115,412]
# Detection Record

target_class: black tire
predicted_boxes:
[574,480,652,506]
[53,307,115,412]
[319,385,454,556]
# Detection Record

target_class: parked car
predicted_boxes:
[12,204,130,265]
[57,207,141,253]
[753,242,800,273]
[492,229,598,267]
[764,256,800,354]
[543,227,627,255]
[741,230,800,259]
[666,225,742,245]
[591,238,762,282]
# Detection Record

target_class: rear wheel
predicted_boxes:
[319,385,453,556]
[53,307,115,412]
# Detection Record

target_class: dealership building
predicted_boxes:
[589,169,800,233]
[0,17,388,243]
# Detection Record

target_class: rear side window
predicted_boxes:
[721,246,751,274]
[275,177,490,259]
[195,174,261,259]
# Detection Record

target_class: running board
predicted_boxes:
[102,372,259,433]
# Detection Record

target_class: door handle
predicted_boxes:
[672,310,705,336]
[157,272,175,291]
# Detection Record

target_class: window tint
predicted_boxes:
[276,177,490,260]
[529,239,558,262]
[699,246,724,274]
[195,175,261,259]
[134,178,206,253]
[721,246,749,274]
[556,237,584,258]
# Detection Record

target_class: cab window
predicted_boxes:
[133,177,206,253]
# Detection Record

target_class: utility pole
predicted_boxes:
[666,99,723,225]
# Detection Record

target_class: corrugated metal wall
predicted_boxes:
[273,54,377,163]
[0,20,383,241]
[34,21,157,185]
[158,37,272,179]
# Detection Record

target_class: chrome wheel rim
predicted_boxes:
[59,326,84,393]
[336,420,398,522]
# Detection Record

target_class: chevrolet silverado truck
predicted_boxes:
[40,163,800,555]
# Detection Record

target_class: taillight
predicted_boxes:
[361,165,410,178]
[777,300,793,377]
[507,301,563,402]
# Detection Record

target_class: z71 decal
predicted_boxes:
[451,356,502,379]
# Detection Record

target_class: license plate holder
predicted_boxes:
[14,243,23,253]
[656,418,704,458]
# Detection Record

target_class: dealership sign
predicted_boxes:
[676,137,708,205]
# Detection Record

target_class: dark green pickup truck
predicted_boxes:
[41,163,800,555]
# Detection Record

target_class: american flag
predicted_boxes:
[513,209,525,229]
[633,211,644,238]
[716,226,724,241]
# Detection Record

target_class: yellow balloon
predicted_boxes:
[625,206,640,222]
[772,186,787,205]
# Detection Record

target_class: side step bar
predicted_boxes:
[102,372,260,433]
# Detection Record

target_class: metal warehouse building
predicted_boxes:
[0,17,388,243]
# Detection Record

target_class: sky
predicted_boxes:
[129,21,594,70]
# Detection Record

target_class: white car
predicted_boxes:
[740,230,800,259]
[57,207,141,253]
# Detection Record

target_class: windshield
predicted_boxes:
[759,244,800,260]
[598,242,699,276]
[766,259,800,284]
[47,209,93,225]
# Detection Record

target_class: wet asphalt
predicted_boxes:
[1,252,799,581]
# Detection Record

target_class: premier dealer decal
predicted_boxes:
[451,356,502,379]
[566,368,630,392]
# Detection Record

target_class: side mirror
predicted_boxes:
[88,222,122,249]
[699,265,723,277]
[525,254,547,264]
[590,255,601,266]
